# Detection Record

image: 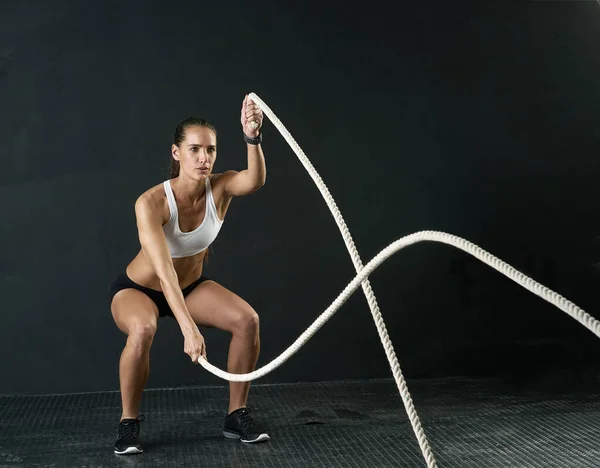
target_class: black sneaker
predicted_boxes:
[223,408,270,443]
[114,415,145,455]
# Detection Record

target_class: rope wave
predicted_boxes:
[197,93,598,468]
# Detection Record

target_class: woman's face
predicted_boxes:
[172,125,217,180]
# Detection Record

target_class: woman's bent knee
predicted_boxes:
[127,321,157,348]
[233,310,260,337]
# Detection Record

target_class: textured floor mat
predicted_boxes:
[1,374,600,467]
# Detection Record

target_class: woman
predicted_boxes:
[109,95,269,455]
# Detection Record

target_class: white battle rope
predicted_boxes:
[198,93,600,468]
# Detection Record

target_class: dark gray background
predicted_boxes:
[1,0,599,395]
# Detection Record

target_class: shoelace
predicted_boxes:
[238,409,261,434]
[119,415,145,442]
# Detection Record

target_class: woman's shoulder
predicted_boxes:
[134,182,170,222]
[208,172,228,190]
[138,181,168,202]
[209,172,225,182]
[209,171,238,188]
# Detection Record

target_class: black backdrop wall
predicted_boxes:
[1,1,599,395]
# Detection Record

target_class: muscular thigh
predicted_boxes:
[184,280,256,332]
[111,289,159,335]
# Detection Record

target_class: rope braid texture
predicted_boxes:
[198,92,599,468]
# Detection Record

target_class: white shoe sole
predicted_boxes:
[114,446,143,455]
[223,431,271,443]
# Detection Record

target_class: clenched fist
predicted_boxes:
[241,94,263,138]
[183,329,207,363]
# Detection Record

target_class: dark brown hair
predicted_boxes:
[169,117,217,179]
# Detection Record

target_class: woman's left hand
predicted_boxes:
[241,94,263,138]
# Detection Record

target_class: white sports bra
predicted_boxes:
[162,178,224,258]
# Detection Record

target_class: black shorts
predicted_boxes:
[109,272,211,318]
